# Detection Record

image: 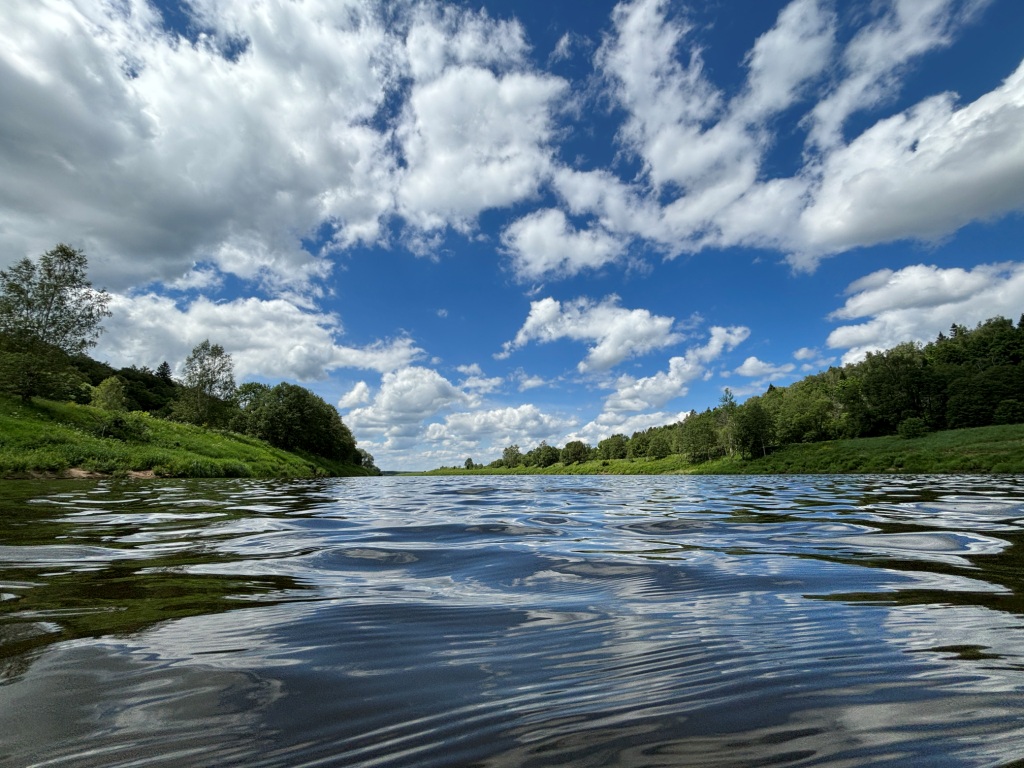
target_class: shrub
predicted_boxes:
[897,417,929,439]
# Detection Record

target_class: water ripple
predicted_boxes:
[2,474,1024,766]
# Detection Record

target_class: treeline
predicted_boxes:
[0,244,377,474]
[466,315,1024,469]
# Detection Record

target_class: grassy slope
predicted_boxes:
[417,423,1024,476]
[0,394,371,479]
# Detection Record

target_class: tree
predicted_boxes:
[502,444,523,468]
[533,441,561,467]
[0,244,110,400]
[235,382,358,462]
[0,244,111,355]
[156,361,174,384]
[560,440,590,465]
[734,397,775,457]
[598,434,628,460]
[359,449,381,475]
[91,376,128,412]
[464,457,475,470]
[646,432,671,459]
[172,340,236,426]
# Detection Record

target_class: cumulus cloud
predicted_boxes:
[4,0,1021,291]
[516,0,1021,278]
[338,381,372,409]
[0,0,397,290]
[501,209,628,280]
[345,366,469,448]
[794,62,1024,264]
[396,5,567,234]
[603,325,749,413]
[734,356,796,379]
[428,404,575,449]
[95,293,422,380]
[826,262,1024,363]
[499,295,682,372]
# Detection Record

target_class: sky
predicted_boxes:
[2,0,1024,470]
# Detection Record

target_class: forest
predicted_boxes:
[463,314,1024,471]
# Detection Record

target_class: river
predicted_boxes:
[2,474,1024,766]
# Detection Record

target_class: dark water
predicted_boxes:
[2,475,1024,767]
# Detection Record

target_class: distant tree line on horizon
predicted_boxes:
[458,314,1024,470]
[0,244,378,473]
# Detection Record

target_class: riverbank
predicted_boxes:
[0,394,371,479]
[417,423,1024,476]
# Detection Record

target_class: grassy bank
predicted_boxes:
[418,423,1024,476]
[0,394,371,479]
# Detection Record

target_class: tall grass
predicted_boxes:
[0,394,370,478]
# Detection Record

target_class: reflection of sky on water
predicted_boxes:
[2,474,1024,766]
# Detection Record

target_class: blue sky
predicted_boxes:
[3,0,1024,470]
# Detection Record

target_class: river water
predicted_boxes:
[2,475,1024,767]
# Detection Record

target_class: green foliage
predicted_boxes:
[527,441,561,467]
[91,376,127,412]
[0,245,111,402]
[560,440,590,465]
[897,417,929,439]
[502,444,523,468]
[646,432,671,459]
[234,381,358,462]
[172,340,236,427]
[93,412,149,442]
[0,243,111,356]
[0,393,369,478]
[597,433,628,460]
[994,399,1024,425]
[358,449,381,474]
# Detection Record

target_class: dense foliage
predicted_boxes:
[0,244,111,401]
[457,315,1024,470]
[231,382,360,464]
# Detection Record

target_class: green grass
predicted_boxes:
[0,394,371,479]
[415,423,1024,476]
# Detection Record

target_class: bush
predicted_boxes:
[897,417,929,439]
[93,412,150,442]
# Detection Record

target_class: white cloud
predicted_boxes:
[0,0,398,291]
[429,404,575,449]
[499,295,682,372]
[734,356,796,379]
[345,366,469,448]
[95,293,422,381]
[807,0,987,149]
[603,325,749,413]
[732,0,834,122]
[337,381,372,409]
[396,64,566,232]
[516,372,548,391]
[794,62,1024,264]
[793,346,818,361]
[826,261,1024,363]
[501,209,628,280]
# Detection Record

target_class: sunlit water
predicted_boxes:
[3,475,1024,767]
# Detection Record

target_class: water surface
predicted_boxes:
[2,474,1024,766]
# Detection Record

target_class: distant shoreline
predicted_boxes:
[411,423,1024,477]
